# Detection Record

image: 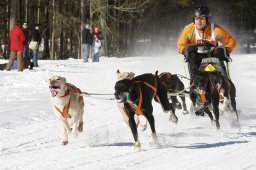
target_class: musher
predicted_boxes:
[177,5,236,80]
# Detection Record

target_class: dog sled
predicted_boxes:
[183,40,239,127]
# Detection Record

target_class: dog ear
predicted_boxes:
[155,70,158,76]
[117,69,120,73]
[130,72,135,78]
[61,77,67,83]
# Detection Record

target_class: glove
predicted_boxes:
[184,45,198,62]
[214,47,229,62]
[186,45,198,54]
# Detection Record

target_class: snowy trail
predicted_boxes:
[0,55,256,170]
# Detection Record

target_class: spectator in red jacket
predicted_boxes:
[6,21,25,71]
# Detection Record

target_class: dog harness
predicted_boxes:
[54,92,71,118]
[129,75,158,115]
[194,77,224,104]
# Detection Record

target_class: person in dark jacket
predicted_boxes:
[6,21,25,71]
[31,24,41,67]
[81,23,93,63]
[22,22,30,58]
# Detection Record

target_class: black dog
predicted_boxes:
[159,72,189,114]
[190,71,221,129]
[214,73,239,120]
[114,71,177,149]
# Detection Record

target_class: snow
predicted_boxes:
[0,53,256,170]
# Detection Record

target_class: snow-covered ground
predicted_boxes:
[0,53,256,170]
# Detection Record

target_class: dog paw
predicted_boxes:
[78,124,83,132]
[134,141,141,151]
[216,122,220,129]
[195,111,204,116]
[169,113,178,124]
[62,141,68,145]
[182,110,189,115]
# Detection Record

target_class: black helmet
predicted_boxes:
[194,5,210,17]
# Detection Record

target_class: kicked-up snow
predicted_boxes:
[0,53,256,170]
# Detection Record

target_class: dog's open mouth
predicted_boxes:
[49,85,60,97]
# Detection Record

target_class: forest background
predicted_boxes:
[0,0,255,59]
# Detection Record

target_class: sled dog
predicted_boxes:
[49,75,84,145]
[116,70,148,131]
[114,71,177,149]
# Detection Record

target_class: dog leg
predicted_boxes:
[60,119,72,134]
[212,97,220,129]
[78,120,83,132]
[171,96,182,110]
[134,115,140,128]
[204,107,215,123]
[61,124,68,145]
[169,109,178,124]
[144,111,157,138]
[180,96,189,114]
[138,115,147,131]
[117,103,130,126]
[128,116,140,150]
[72,121,79,138]
[77,109,84,133]
[134,141,141,151]
[151,132,159,146]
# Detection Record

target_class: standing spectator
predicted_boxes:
[0,41,3,58]
[31,24,41,67]
[92,35,101,62]
[22,22,30,58]
[6,21,25,71]
[81,23,93,63]
[93,26,104,40]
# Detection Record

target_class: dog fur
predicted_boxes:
[116,70,147,131]
[114,72,177,149]
[117,69,135,81]
[217,75,239,120]
[159,72,189,114]
[190,71,229,129]
[49,75,84,145]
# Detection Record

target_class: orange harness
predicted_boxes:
[199,79,224,103]
[129,75,157,115]
[54,92,71,118]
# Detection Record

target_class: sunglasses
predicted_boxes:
[49,85,60,89]
[194,16,206,21]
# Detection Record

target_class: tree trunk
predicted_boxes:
[10,0,21,29]
[50,0,56,60]
[24,0,28,21]
[37,0,40,23]
[43,2,50,59]
[100,0,108,57]
[80,0,87,59]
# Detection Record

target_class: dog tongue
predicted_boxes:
[50,89,58,97]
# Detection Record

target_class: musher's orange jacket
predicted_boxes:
[177,22,236,54]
